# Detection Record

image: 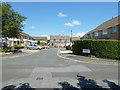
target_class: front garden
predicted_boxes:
[72,39,120,60]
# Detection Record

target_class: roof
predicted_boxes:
[33,36,47,40]
[72,37,80,40]
[50,35,70,39]
[21,32,33,38]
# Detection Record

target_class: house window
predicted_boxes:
[102,29,108,35]
[90,34,92,38]
[94,32,98,37]
[112,27,117,33]
[56,39,59,41]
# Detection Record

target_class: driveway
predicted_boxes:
[1,48,119,89]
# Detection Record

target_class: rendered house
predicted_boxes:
[81,16,120,40]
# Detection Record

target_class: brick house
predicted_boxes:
[81,16,120,40]
[32,36,47,44]
[50,35,80,47]
[7,32,34,47]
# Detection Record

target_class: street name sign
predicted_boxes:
[83,49,90,53]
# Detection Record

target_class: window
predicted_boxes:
[112,27,117,33]
[56,39,59,41]
[90,34,92,38]
[94,32,98,37]
[102,29,108,35]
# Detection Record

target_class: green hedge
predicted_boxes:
[14,45,24,50]
[0,47,11,52]
[72,39,120,60]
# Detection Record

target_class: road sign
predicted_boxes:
[64,41,66,43]
[83,49,90,53]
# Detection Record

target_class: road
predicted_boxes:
[1,48,119,89]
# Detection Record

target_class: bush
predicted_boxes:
[72,39,120,60]
[14,45,24,50]
[0,47,11,52]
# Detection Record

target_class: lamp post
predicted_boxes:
[70,30,72,42]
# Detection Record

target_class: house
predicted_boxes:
[50,35,70,47]
[6,32,34,47]
[50,35,80,47]
[81,16,120,40]
[32,36,47,44]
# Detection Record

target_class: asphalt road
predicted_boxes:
[1,48,119,89]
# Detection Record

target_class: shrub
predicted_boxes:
[72,39,120,60]
[0,47,11,52]
[14,45,24,50]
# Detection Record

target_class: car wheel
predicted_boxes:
[38,48,41,50]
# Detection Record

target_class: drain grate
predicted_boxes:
[36,77,43,80]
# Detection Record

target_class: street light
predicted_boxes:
[70,30,72,42]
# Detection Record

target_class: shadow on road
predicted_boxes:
[1,83,35,90]
[103,80,120,90]
[58,74,120,90]
[2,75,120,90]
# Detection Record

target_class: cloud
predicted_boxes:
[64,23,74,27]
[72,20,81,25]
[58,12,67,17]
[73,32,85,37]
[64,20,81,27]
[30,26,36,29]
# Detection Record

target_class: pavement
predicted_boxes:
[1,48,119,89]
[58,48,119,65]
[1,48,41,60]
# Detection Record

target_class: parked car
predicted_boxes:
[40,45,50,49]
[44,45,50,49]
[39,45,45,49]
[0,42,8,48]
[27,44,42,50]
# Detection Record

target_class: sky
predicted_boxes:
[10,2,118,37]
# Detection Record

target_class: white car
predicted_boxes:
[27,44,42,50]
[44,45,50,49]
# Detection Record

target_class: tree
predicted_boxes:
[40,41,46,45]
[1,3,26,39]
[37,41,40,45]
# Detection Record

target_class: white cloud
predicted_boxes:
[64,23,74,27]
[72,20,81,25]
[30,26,36,29]
[73,32,85,37]
[64,20,81,27]
[58,12,67,17]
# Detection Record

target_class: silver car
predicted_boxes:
[27,44,42,50]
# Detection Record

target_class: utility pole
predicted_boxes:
[70,30,72,42]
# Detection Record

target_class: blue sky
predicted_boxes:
[10,2,118,37]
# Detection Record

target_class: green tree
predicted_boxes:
[1,3,26,39]
[40,41,46,45]
[37,41,40,45]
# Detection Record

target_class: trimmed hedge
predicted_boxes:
[14,45,24,50]
[72,39,120,60]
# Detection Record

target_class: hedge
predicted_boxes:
[14,45,24,50]
[72,39,120,60]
